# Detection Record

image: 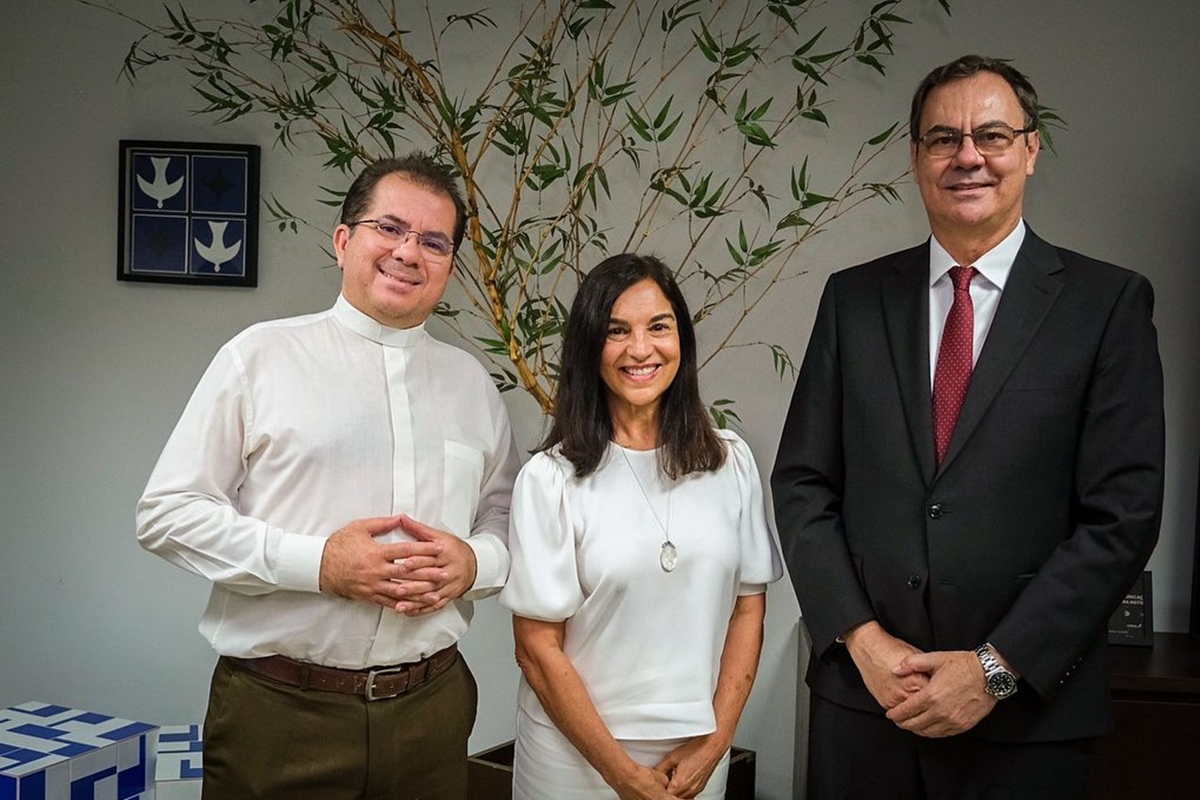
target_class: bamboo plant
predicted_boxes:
[89,0,954,418]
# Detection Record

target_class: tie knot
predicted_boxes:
[949,265,975,291]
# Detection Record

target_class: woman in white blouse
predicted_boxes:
[499,253,783,800]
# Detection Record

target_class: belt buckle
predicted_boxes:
[365,664,409,702]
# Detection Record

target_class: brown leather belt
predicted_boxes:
[229,644,458,702]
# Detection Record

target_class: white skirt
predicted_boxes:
[512,708,730,800]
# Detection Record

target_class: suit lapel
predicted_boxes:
[937,229,1065,472]
[880,243,937,484]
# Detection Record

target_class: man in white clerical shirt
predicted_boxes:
[138,152,521,800]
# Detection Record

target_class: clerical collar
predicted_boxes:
[928,220,1026,292]
[333,295,427,347]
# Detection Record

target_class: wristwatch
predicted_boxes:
[974,644,1018,700]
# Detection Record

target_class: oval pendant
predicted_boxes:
[660,541,678,572]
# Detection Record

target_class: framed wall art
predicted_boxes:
[118,140,260,286]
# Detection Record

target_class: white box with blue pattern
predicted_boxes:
[153,726,201,800]
[0,702,158,800]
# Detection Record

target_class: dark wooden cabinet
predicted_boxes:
[1088,633,1200,800]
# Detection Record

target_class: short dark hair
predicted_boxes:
[339,152,468,250]
[909,55,1039,141]
[540,252,726,479]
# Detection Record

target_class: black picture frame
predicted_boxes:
[118,140,260,287]
[1108,571,1154,647]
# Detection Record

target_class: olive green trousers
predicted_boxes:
[201,654,477,800]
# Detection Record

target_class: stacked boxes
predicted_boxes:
[0,702,158,800]
[153,726,202,800]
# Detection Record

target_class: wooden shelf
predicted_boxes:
[1106,631,1200,695]
[1089,632,1200,800]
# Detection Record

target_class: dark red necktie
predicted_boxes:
[932,265,976,464]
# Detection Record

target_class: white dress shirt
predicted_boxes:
[137,296,521,669]
[499,430,783,739]
[928,221,1026,387]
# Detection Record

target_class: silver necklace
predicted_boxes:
[618,446,678,572]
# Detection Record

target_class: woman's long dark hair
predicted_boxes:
[538,253,725,479]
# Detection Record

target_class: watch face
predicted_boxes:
[987,671,1018,699]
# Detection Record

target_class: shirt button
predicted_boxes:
[927,503,943,519]
[907,575,923,590]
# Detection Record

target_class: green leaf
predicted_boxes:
[737,120,776,147]
[725,238,745,266]
[601,80,636,107]
[653,95,674,128]
[625,103,653,142]
[775,211,811,231]
[749,181,771,215]
[750,96,773,121]
[790,58,826,86]
[862,182,902,203]
[769,344,797,378]
[476,337,511,356]
[1035,103,1068,155]
[658,111,684,140]
[566,15,594,39]
[800,192,835,210]
[793,28,826,57]
[766,5,796,31]
[708,399,742,429]
[801,107,829,126]
[867,121,898,145]
[692,22,718,63]
[792,158,809,199]
[810,49,846,65]
[856,53,886,75]
[661,0,703,34]
[443,11,497,32]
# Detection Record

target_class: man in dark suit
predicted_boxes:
[771,55,1164,800]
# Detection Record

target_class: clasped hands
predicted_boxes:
[609,733,726,800]
[319,514,476,616]
[845,621,998,738]
[653,732,728,800]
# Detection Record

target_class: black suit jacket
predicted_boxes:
[772,228,1164,742]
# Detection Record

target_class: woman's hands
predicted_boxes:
[608,762,680,800]
[654,733,728,798]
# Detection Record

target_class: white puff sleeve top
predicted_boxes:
[499,429,783,740]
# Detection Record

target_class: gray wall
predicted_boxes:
[2,2,1196,798]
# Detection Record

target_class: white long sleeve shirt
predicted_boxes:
[137,296,521,669]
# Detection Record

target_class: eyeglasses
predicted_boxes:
[348,219,455,258]
[917,123,1036,158]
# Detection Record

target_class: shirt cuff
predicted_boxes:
[276,532,326,593]
[462,532,510,601]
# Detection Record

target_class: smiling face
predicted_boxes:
[333,173,457,329]
[600,278,681,424]
[911,70,1040,262]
